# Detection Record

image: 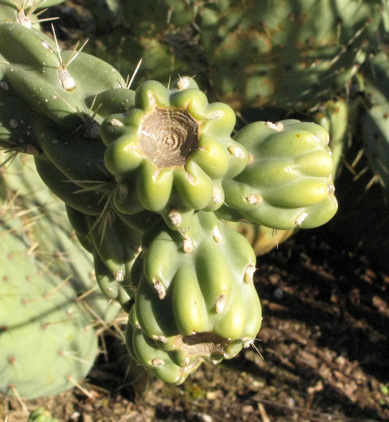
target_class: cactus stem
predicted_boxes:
[43,275,71,299]
[186,172,195,185]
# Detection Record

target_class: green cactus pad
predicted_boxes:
[103,77,248,216]
[1,152,122,323]
[0,213,98,399]
[218,120,338,230]
[0,22,126,131]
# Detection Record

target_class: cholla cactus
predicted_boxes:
[0,0,340,387]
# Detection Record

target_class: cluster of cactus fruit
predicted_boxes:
[5,0,389,397]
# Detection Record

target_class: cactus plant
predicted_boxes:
[0,0,342,387]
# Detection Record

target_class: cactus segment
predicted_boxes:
[0,22,126,130]
[0,210,98,399]
[103,78,248,216]
[198,0,383,110]
[34,120,110,188]
[362,51,389,191]
[126,211,261,383]
[0,80,42,150]
[315,100,349,179]
[81,211,143,309]
[1,153,122,324]
[218,120,338,229]
[34,155,106,215]
[0,22,58,68]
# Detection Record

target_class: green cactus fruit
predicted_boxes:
[103,77,248,217]
[126,211,261,383]
[0,209,98,399]
[126,307,203,385]
[218,120,338,230]
[94,87,136,118]
[0,22,126,131]
[198,0,383,111]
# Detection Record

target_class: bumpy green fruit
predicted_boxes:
[218,120,338,229]
[126,211,261,384]
[103,77,248,218]
[126,307,203,385]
